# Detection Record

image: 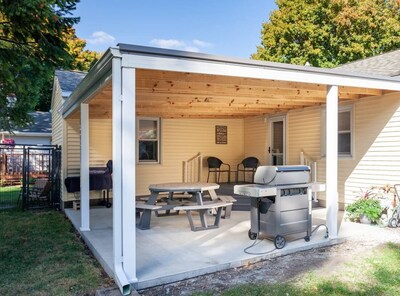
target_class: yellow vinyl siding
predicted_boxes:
[51,77,64,146]
[287,106,321,165]
[344,92,400,204]
[286,93,400,209]
[244,116,268,165]
[64,118,80,201]
[136,118,244,195]
[89,119,112,166]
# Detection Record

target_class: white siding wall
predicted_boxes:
[11,135,51,145]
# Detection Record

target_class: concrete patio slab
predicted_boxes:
[65,207,340,290]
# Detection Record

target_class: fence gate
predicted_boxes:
[0,144,61,210]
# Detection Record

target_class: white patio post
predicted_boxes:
[326,85,338,238]
[112,56,137,292]
[80,103,90,231]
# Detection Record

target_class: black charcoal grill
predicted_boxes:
[234,165,312,249]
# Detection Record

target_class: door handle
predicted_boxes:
[268,147,271,154]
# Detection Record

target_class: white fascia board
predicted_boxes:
[121,54,400,92]
[62,49,118,118]
[12,132,51,137]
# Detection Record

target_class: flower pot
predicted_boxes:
[360,215,371,224]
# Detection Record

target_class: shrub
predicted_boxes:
[346,198,383,223]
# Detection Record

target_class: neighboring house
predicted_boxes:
[51,44,400,293]
[0,111,52,145]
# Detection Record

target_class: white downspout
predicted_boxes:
[112,55,132,295]
[80,103,90,231]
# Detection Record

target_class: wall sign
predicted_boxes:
[215,125,227,144]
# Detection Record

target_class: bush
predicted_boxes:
[346,198,383,223]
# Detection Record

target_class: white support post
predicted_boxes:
[80,103,90,231]
[121,67,137,281]
[326,85,339,238]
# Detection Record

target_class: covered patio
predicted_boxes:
[60,44,400,294]
[65,206,336,290]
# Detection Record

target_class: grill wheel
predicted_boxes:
[274,235,286,249]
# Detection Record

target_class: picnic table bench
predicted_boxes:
[137,182,237,231]
[174,201,233,231]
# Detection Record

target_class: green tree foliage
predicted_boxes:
[34,28,101,112]
[252,0,400,67]
[65,28,101,72]
[0,0,82,132]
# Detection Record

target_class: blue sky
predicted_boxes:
[73,1,276,58]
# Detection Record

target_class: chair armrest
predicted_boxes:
[221,163,231,170]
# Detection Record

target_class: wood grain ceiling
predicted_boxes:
[78,69,385,119]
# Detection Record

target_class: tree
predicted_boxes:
[34,28,101,111]
[64,28,101,72]
[0,0,80,132]
[252,0,400,68]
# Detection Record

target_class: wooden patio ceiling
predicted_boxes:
[77,69,386,119]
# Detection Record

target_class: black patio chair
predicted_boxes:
[207,157,231,183]
[106,160,113,174]
[236,157,259,183]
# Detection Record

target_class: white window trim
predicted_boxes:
[321,105,354,159]
[137,117,161,164]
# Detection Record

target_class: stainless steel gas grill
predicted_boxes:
[234,165,312,249]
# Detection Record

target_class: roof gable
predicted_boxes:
[55,70,86,97]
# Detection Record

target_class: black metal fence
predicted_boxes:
[0,144,61,210]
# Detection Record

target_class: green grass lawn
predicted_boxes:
[194,243,400,296]
[0,209,113,295]
[0,185,21,207]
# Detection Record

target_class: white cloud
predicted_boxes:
[149,38,214,52]
[87,31,116,45]
[150,39,185,49]
[193,39,213,48]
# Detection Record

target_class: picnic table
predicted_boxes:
[136,182,234,231]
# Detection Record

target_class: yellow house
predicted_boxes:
[52,45,400,294]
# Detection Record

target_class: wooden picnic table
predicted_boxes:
[137,182,234,231]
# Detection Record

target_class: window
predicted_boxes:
[137,118,160,163]
[338,110,352,155]
[321,106,353,157]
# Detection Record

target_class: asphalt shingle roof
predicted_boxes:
[335,49,400,78]
[55,69,86,95]
[14,111,52,134]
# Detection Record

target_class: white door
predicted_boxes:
[269,116,286,165]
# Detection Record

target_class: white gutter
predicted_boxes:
[62,48,117,118]
[10,132,51,137]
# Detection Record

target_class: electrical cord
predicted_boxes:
[243,231,277,255]
[311,224,329,238]
[244,223,329,255]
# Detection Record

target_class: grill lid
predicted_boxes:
[254,165,310,185]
